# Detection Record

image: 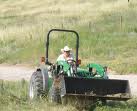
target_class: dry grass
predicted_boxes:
[0,0,135,39]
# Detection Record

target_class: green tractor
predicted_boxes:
[29,29,131,105]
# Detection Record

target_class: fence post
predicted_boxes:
[88,21,91,29]
[61,23,64,29]
[0,80,4,94]
[120,16,123,31]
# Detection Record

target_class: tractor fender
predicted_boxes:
[36,65,49,91]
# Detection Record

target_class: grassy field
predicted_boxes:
[0,0,137,74]
[0,80,137,111]
[1,1,137,111]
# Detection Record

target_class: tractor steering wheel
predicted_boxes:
[66,59,76,77]
[66,59,76,65]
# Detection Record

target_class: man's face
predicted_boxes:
[64,51,70,57]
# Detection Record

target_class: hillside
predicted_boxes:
[0,0,137,73]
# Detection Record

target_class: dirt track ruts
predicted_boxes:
[0,64,137,97]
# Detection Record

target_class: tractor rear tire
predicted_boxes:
[29,71,46,100]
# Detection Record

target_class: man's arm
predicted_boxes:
[56,54,65,61]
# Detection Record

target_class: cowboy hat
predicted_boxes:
[61,46,72,52]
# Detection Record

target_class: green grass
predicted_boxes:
[0,80,137,111]
[0,80,78,111]
[0,0,137,73]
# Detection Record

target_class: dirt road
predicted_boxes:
[0,64,137,97]
[0,64,34,81]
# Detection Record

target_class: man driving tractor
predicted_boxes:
[57,46,74,62]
